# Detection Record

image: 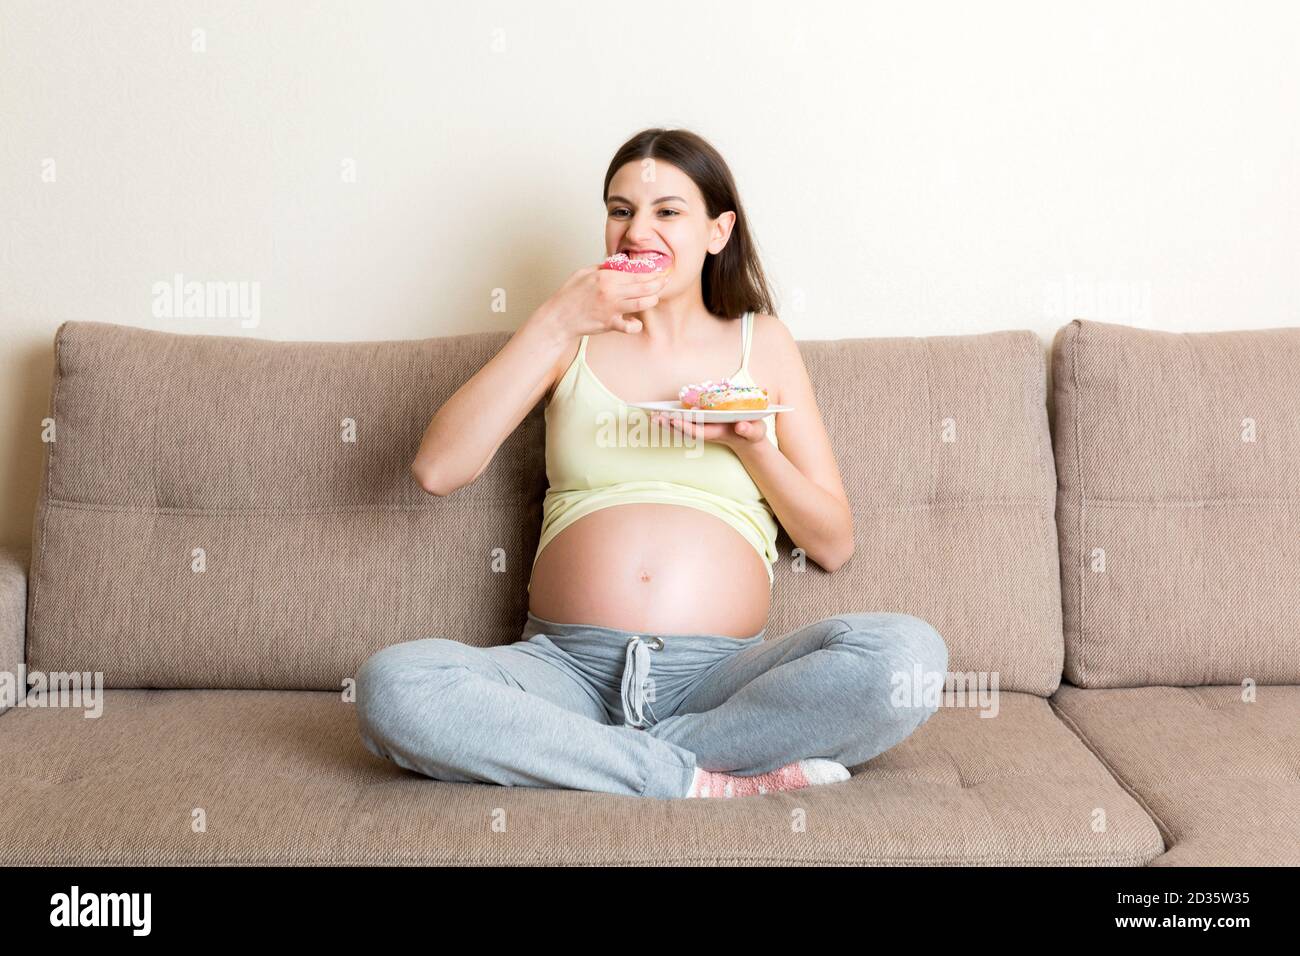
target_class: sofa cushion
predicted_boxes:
[28,321,547,689]
[0,688,1162,865]
[1051,318,1300,687]
[1050,683,1300,866]
[772,329,1063,695]
[29,320,1060,693]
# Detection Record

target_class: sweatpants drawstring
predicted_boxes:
[621,635,664,728]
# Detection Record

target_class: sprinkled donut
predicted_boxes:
[697,383,769,411]
[678,378,733,408]
[600,251,672,274]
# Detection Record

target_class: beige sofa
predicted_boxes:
[0,317,1295,866]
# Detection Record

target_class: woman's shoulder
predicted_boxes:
[748,313,800,397]
[749,311,795,348]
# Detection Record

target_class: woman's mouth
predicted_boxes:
[620,249,671,264]
[602,250,673,274]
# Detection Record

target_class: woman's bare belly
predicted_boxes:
[528,503,771,638]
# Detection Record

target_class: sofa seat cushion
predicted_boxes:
[0,689,1162,865]
[1050,683,1300,866]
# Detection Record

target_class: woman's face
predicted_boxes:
[604,160,735,289]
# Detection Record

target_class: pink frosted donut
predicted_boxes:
[600,251,672,273]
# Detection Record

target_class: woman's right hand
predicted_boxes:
[533,263,672,339]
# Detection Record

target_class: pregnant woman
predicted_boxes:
[356,128,948,799]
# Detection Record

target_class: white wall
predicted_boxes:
[2,0,1297,546]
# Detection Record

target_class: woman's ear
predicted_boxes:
[708,210,738,255]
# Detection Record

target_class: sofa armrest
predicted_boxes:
[0,545,28,715]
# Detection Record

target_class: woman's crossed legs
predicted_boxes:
[355,612,948,800]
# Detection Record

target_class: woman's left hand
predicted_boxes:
[651,412,767,451]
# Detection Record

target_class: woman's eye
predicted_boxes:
[609,208,680,217]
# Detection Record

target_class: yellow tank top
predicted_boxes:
[528,311,780,591]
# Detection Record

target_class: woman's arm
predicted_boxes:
[411,307,570,496]
[733,425,855,572]
[659,316,854,570]
[735,320,855,570]
[412,266,669,496]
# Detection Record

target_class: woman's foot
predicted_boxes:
[683,758,850,798]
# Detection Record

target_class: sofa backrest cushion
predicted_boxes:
[28,321,546,690]
[782,329,1062,695]
[29,320,1062,693]
[1051,318,1300,687]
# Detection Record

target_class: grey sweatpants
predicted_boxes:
[355,609,948,799]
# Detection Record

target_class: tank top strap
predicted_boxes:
[578,334,590,361]
[739,311,754,375]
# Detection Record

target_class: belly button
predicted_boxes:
[638,569,652,583]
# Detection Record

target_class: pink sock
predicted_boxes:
[683,758,850,798]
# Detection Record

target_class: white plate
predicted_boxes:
[627,400,794,423]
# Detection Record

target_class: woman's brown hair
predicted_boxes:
[602,128,778,322]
